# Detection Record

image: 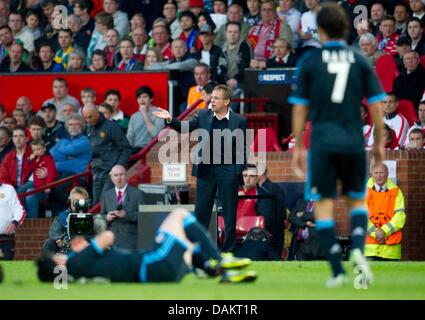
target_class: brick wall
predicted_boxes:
[15,148,425,260]
[147,144,425,260]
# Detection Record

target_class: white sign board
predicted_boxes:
[384,160,397,184]
[162,163,187,183]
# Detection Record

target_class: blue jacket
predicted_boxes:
[50,134,92,174]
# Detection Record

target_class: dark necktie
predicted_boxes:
[117,190,123,204]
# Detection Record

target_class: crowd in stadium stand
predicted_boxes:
[0,0,423,259]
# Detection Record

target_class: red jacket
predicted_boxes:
[29,154,58,188]
[0,146,32,188]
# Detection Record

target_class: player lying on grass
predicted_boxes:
[36,208,257,284]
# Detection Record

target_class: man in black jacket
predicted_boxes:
[82,103,133,204]
[154,84,247,252]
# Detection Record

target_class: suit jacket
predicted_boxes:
[168,109,248,178]
[100,185,145,250]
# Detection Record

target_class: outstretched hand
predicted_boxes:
[152,109,172,122]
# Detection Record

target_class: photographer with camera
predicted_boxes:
[42,186,91,253]
[100,165,145,250]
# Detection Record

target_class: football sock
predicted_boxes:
[350,207,368,253]
[183,214,221,259]
[191,245,217,276]
[316,219,345,277]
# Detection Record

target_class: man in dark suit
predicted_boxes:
[101,165,145,250]
[154,84,248,252]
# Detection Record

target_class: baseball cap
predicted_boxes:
[199,24,214,35]
[41,103,56,111]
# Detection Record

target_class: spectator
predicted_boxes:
[277,0,301,50]
[50,114,92,176]
[359,33,384,66]
[0,0,10,27]
[24,10,43,41]
[126,86,165,154]
[360,104,372,145]
[35,42,64,72]
[2,116,17,133]
[12,108,26,127]
[197,11,217,32]
[297,0,321,54]
[131,27,148,63]
[189,0,204,17]
[407,17,425,56]
[407,100,425,137]
[394,3,409,37]
[68,14,91,53]
[244,0,261,27]
[73,0,96,37]
[60,103,78,123]
[376,15,399,56]
[40,103,67,151]
[214,3,250,48]
[101,165,145,250]
[266,38,297,68]
[103,0,130,39]
[0,25,15,65]
[80,87,97,107]
[129,13,146,35]
[187,63,211,110]
[114,38,143,71]
[98,102,114,120]
[16,96,36,121]
[209,0,228,32]
[353,18,372,46]
[370,2,386,36]
[0,182,25,260]
[23,139,57,218]
[0,127,13,164]
[409,0,425,25]
[393,51,425,108]
[42,186,90,253]
[369,93,409,147]
[82,103,133,204]
[103,28,120,68]
[217,22,252,92]
[144,47,163,68]
[163,0,180,39]
[0,42,32,73]
[53,29,74,69]
[104,89,130,132]
[365,163,406,261]
[66,48,89,72]
[404,128,425,150]
[89,49,111,71]
[151,24,174,61]
[289,199,321,260]
[42,78,81,122]
[87,12,114,63]
[179,10,200,53]
[195,24,222,80]
[0,126,32,191]
[394,36,413,72]
[28,115,46,143]
[0,104,5,124]
[9,11,34,52]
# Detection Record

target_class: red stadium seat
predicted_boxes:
[236,216,265,235]
[375,54,399,93]
[398,99,419,126]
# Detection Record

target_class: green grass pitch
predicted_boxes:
[1,261,425,300]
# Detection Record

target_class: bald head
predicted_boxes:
[16,96,32,115]
[110,165,127,188]
[371,163,389,187]
[82,103,99,126]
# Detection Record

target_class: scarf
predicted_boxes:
[116,58,136,71]
[247,19,281,60]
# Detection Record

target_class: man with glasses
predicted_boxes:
[153,84,247,252]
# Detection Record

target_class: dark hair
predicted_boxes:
[0,25,12,33]
[37,42,53,53]
[25,9,40,20]
[9,11,24,20]
[410,128,424,138]
[104,89,121,100]
[316,3,350,40]
[13,125,27,136]
[31,139,46,148]
[381,15,396,24]
[99,102,113,113]
[243,163,257,172]
[119,37,135,47]
[28,115,46,128]
[0,103,5,113]
[225,21,241,31]
[0,126,11,138]
[407,17,423,29]
[75,0,94,14]
[53,77,68,87]
[35,251,57,282]
[180,10,197,25]
[58,29,73,37]
[386,92,399,100]
[198,12,216,31]
[40,0,58,8]
[135,85,154,99]
[92,49,107,63]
